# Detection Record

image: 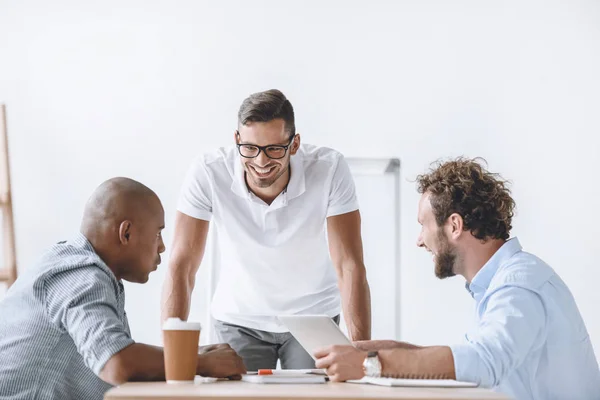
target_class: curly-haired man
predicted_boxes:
[314,157,600,400]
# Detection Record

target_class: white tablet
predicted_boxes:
[278,315,353,360]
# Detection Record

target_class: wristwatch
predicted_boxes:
[362,351,382,378]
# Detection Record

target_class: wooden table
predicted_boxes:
[105,381,510,400]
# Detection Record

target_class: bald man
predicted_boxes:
[0,178,245,400]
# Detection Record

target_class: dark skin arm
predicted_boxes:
[99,343,246,385]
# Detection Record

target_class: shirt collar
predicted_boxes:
[69,232,97,253]
[285,150,306,201]
[69,232,124,288]
[467,237,523,297]
[231,153,249,198]
[230,147,306,202]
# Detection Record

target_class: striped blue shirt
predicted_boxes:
[0,234,135,400]
[450,238,600,399]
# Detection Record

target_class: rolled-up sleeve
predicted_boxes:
[449,286,546,387]
[43,266,135,375]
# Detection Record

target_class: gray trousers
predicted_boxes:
[214,316,340,372]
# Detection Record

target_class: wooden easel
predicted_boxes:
[0,104,17,288]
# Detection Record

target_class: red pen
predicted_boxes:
[257,369,323,375]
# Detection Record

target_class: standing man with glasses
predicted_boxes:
[161,89,371,371]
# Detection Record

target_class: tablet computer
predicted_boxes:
[278,315,353,360]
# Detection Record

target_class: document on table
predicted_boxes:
[241,374,326,384]
[348,376,478,388]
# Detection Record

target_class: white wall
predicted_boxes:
[1,0,599,356]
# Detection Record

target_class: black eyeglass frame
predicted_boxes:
[236,132,296,159]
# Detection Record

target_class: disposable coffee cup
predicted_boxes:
[162,318,201,384]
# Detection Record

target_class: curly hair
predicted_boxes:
[416,157,515,241]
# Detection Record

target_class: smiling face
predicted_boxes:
[416,192,458,279]
[235,118,299,189]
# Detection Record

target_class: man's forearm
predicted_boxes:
[125,344,166,381]
[355,340,422,351]
[379,346,456,379]
[101,343,166,384]
[161,270,193,321]
[161,213,208,322]
[339,264,371,341]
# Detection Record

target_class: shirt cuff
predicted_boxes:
[326,201,359,218]
[177,204,212,221]
[449,343,482,385]
[92,334,136,376]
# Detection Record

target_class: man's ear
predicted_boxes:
[290,134,301,155]
[118,220,132,245]
[233,130,240,144]
[448,213,464,239]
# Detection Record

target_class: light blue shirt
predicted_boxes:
[450,238,600,400]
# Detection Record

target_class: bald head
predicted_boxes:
[81,177,166,283]
[81,177,159,233]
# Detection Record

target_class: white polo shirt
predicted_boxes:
[177,143,359,332]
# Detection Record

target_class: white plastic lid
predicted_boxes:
[162,317,202,331]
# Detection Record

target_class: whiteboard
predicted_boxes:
[200,158,401,343]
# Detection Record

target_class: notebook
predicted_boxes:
[348,376,478,388]
[241,374,326,384]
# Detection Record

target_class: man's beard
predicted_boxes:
[435,231,457,279]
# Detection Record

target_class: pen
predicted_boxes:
[257,369,324,375]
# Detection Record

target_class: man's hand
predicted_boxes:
[314,345,367,382]
[198,343,231,354]
[196,343,246,379]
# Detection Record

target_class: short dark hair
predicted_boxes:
[237,89,295,137]
[416,157,515,241]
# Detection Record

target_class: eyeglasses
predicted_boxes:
[236,133,295,160]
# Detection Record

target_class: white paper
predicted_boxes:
[241,374,326,384]
[348,376,478,388]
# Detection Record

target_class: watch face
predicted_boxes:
[363,355,382,377]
